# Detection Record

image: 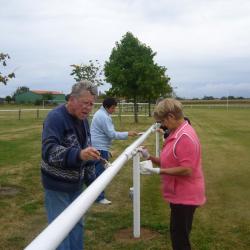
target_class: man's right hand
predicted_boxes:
[128,131,138,136]
[80,147,100,161]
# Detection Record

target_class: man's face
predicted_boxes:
[70,91,95,120]
[106,105,116,114]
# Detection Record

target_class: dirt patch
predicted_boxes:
[0,186,20,196]
[114,227,161,243]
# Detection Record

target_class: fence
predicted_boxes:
[1,102,250,120]
[0,108,52,120]
[0,103,155,120]
[24,123,160,250]
[184,104,250,109]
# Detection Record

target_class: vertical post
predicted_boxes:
[118,101,122,123]
[133,152,140,238]
[36,109,39,119]
[155,131,160,157]
[18,108,21,120]
[227,94,229,112]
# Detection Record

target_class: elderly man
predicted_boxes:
[41,80,100,250]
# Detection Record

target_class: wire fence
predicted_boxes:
[0,103,155,120]
[0,103,250,120]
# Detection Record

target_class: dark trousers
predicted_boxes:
[170,203,197,250]
[94,150,109,201]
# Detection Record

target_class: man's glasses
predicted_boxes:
[76,99,94,107]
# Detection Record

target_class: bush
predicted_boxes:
[34,100,42,106]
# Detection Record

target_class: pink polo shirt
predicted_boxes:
[160,121,206,205]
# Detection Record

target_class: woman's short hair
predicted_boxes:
[70,80,98,97]
[103,97,117,109]
[154,98,184,121]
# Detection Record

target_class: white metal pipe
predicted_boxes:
[25,123,158,250]
[133,153,140,238]
[155,130,160,157]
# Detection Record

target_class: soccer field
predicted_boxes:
[0,108,250,250]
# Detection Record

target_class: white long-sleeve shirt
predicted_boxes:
[90,106,128,151]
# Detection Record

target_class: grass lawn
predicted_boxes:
[0,107,250,249]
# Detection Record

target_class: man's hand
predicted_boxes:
[140,164,160,175]
[128,131,138,136]
[80,147,100,161]
[138,146,150,159]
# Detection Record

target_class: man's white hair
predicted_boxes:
[70,80,98,97]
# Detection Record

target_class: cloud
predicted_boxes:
[0,0,250,98]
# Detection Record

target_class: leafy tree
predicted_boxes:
[42,93,54,105]
[104,32,172,122]
[42,93,54,101]
[5,96,12,103]
[202,96,214,100]
[70,60,103,86]
[12,86,29,100]
[0,53,15,85]
[141,65,172,117]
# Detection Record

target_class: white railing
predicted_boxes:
[25,123,160,250]
[1,102,250,119]
[0,107,152,119]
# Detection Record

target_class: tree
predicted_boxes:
[12,86,29,101]
[42,93,54,101]
[70,60,104,86]
[104,32,172,122]
[42,93,54,105]
[5,96,12,103]
[141,65,172,117]
[202,96,214,100]
[0,53,15,85]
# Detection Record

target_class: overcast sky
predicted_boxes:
[1,0,250,98]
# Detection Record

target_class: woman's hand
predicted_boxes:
[138,146,150,159]
[140,164,160,174]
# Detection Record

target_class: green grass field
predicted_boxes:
[0,107,250,250]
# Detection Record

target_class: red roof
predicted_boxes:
[31,90,63,95]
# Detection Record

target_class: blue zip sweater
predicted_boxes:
[41,105,95,192]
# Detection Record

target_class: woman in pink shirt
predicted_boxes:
[140,98,206,250]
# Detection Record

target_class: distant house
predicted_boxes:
[15,90,66,104]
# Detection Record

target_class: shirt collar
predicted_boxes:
[100,106,110,116]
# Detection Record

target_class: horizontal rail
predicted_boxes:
[24,123,159,250]
[0,109,52,112]
[1,104,250,113]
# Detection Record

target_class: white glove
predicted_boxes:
[138,146,150,159]
[140,160,160,175]
[142,165,160,174]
